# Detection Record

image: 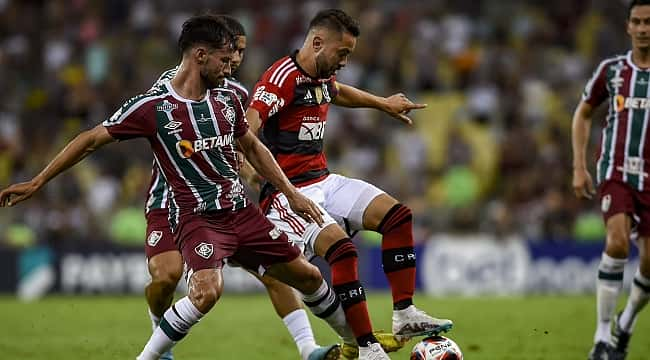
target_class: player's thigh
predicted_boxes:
[145,210,183,282]
[323,173,386,231]
[600,180,634,255]
[266,192,337,259]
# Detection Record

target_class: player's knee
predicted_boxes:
[152,270,182,293]
[188,271,222,313]
[606,230,630,258]
[377,203,412,234]
[324,238,358,265]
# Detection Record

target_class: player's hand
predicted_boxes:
[285,190,324,226]
[383,93,427,125]
[0,180,41,207]
[573,168,596,199]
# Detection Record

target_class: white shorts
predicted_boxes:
[266,174,384,258]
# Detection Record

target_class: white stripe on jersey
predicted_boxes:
[153,153,179,228]
[185,102,224,210]
[639,82,650,190]
[270,58,293,85]
[145,165,161,213]
[278,66,297,88]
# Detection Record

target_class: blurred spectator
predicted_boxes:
[0,0,625,245]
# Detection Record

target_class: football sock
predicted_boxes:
[325,238,377,347]
[594,252,626,343]
[619,268,650,333]
[148,308,160,332]
[303,279,355,345]
[137,296,203,359]
[377,204,416,310]
[283,309,318,360]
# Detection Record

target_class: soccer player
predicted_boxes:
[0,15,346,360]
[147,15,341,360]
[572,1,650,359]
[245,8,453,358]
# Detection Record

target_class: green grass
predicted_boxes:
[0,293,648,359]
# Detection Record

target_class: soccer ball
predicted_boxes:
[410,335,463,360]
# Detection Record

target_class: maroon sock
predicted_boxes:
[378,204,416,309]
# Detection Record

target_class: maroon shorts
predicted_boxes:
[175,204,301,275]
[144,209,178,259]
[600,179,650,236]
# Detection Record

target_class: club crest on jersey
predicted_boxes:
[602,194,611,213]
[176,134,234,158]
[147,231,163,246]
[194,242,213,259]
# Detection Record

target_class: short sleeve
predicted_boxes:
[582,60,611,107]
[103,95,157,140]
[249,80,293,124]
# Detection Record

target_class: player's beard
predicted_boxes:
[315,52,337,79]
[201,68,224,89]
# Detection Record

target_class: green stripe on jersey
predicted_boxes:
[626,71,649,189]
[599,66,619,183]
[189,102,235,177]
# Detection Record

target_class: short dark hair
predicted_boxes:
[628,0,650,19]
[178,15,235,54]
[218,15,246,37]
[308,9,360,37]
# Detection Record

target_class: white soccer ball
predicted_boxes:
[410,335,463,360]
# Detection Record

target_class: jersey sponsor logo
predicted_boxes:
[164,120,182,130]
[614,95,650,112]
[610,75,624,90]
[299,118,326,141]
[194,242,214,259]
[175,134,235,158]
[601,194,611,213]
[147,231,163,246]
[616,157,648,178]
[253,86,285,116]
[156,100,179,113]
[295,75,311,85]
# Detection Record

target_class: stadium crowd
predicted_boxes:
[0,0,630,246]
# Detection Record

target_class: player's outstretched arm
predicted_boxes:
[0,124,115,207]
[236,130,323,226]
[332,82,426,125]
[571,100,596,199]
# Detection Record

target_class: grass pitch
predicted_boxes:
[0,293,648,359]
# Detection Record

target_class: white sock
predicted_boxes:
[619,268,650,333]
[137,296,203,359]
[283,309,318,360]
[594,253,626,343]
[302,280,355,345]
[148,308,160,332]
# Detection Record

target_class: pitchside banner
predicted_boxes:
[1,235,641,296]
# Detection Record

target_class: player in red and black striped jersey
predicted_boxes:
[573,1,650,359]
[246,9,452,359]
[0,15,334,360]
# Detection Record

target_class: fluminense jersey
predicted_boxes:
[584,51,650,191]
[103,79,249,228]
[249,52,339,201]
[145,66,249,213]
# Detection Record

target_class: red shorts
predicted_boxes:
[600,179,650,236]
[175,204,301,275]
[144,209,178,259]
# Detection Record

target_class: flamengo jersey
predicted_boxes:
[145,67,249,213]
[249,52,339,191]
[584,51,650,191]
[103,79,249,228]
